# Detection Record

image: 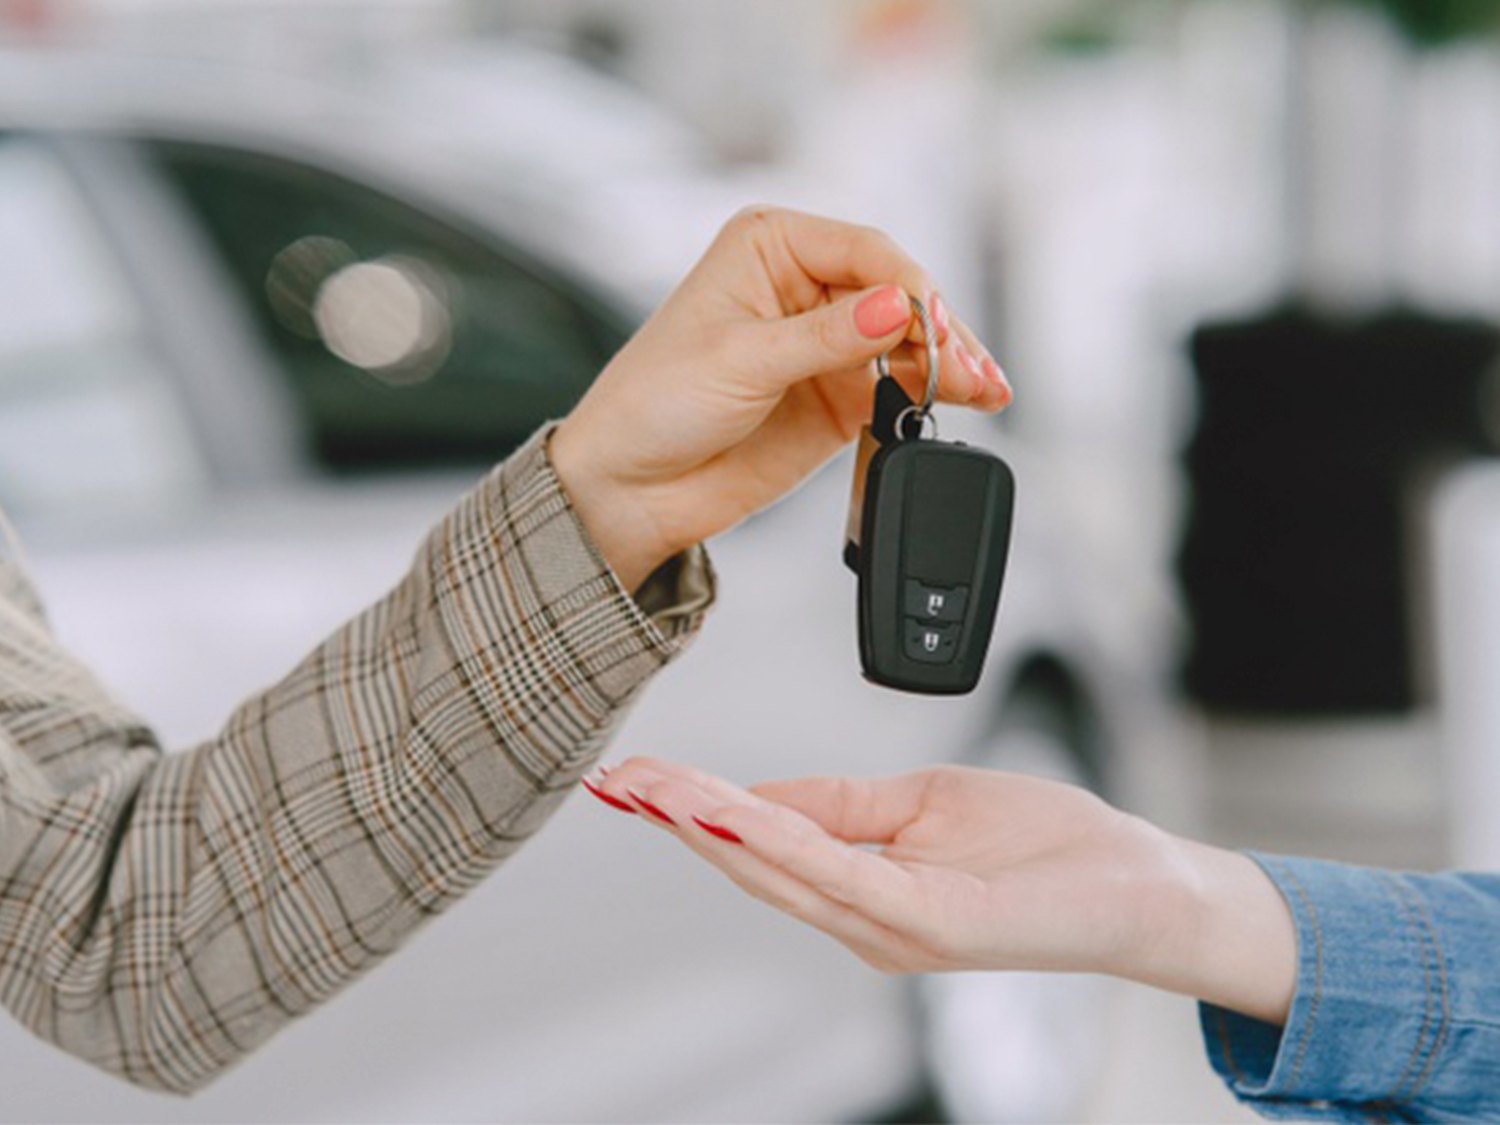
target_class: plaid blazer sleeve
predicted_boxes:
[0,427,713,1093]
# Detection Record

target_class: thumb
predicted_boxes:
[747,284,914,388]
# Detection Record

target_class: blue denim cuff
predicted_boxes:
[1199,853,1451,1121]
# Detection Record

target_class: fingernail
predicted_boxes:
[581,775,637,814]
[982,357,1014,407]
[692,815,744,845]
[854,285,910,339]
[628,788,676,826]
[929,292,951,345]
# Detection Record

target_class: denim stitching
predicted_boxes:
[1381,872,1436,1102]
[1397,877,1452,1102]
[1213,1006,1249,1084]
[1368,1096,1432,1123]
[1279,864,1323,1088]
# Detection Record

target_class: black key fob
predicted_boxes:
[846,375,1015,695]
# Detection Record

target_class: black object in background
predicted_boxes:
[1178,305,1500,715]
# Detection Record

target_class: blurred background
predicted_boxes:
[4,0,1500,1121]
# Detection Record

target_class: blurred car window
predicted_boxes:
[0,137,209,523]
[146,140,631,473]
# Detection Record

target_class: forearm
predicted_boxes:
[1098,831,1500,1119]
[1183,854,1500,1121]
[1124,832,1298,1026]
[0,427,711,1093]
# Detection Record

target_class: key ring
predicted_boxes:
[893,403,939,440]
[875,294,940,439]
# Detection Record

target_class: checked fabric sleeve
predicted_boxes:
[0,427,712,1093]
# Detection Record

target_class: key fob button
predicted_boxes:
[904,580,968,623]
[904,619,959,664]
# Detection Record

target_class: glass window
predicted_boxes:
[146,141,632,473]
[0,137,209,526]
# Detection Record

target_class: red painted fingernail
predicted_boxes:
[628,789,676,826]
[930,292,951,345]
[692,815,744,845]
[581,775,637,814]
[854,285,910,339]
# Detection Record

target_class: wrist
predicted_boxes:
[548,421,675,593]
[1132,833,1297,1025]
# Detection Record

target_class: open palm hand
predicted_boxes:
[585,756,1296,1026]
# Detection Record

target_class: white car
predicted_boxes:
[0,48,1148,1124]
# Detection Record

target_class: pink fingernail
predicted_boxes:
[930,293,951,345]
[692,815,744,845]
[982,357,1009,388]
[854,285,911,339]
[957,345,983,380]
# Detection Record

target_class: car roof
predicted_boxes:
[0,41,706,169]
[0,42,706,312]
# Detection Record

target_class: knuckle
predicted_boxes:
[844,222,886,259]
[726,203,780,237]
[811,307,847,358]
[854,225,932,295]
[860,224,903,259]
[867,226,900,256]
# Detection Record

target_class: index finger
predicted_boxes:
[736,207,936,305]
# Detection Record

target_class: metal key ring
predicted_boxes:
[893,403,939,441]
[874,294,941,419]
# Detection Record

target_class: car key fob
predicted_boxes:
[845,321,1015,694]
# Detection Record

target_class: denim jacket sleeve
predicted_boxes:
[1199,852,1500,1122]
